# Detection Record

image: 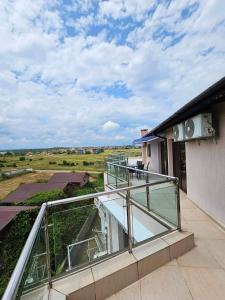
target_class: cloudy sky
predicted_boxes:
[0,0,225,149]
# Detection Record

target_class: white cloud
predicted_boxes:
[99,0,155,21]
[114,134,125,141]
[102,121,120,132]
[0,0,225,148]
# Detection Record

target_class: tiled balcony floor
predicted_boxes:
[106,190,225,300]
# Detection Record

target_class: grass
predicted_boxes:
[0,148,141,173]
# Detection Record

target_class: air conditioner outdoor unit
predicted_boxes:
[173,123,185,142]
[184,113,215,140]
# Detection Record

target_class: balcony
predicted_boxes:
[3,154,194,300]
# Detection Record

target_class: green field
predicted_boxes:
[0,148,141,173]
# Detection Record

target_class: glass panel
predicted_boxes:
[108,173,117,187]
[149,182,178,226]
[116,165,128,188]
[148,173,169,183]
[129,169,147,186]
[97,196,128,255]
[52,205,95,274]
[129,187,169,246]
[131,204,169,246]
[52,201,128,274]
[17,220,48,299]
[130,185,148,208]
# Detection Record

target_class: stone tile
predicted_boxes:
[166,259,178,266]
[204,239,225,269]
[162,230,193,245]
[185,220,225,239]
[53,268,94,296]
[94,262,138,300]
[180,198,196,209]
[21,285,49,300]
[132,238,168,261]
[162,231,194,260]
[105,281,141,300]
[181,219,190,231]
[177,239,221,268]
[92,252,137,281]
[137,247,170,279]
[49,289,66,300]
[68,284,95,300]
[140,266,192,300]
[182,208,210,221]
[182,267,225,300]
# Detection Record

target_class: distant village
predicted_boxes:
[0,145,140,156]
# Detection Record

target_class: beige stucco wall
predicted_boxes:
[186,102,225,227]
[142,140,161,173]
[142,143,147,164]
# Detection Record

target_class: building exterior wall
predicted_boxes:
[185,102,225,227]
[142,140,161,173]
[142,143,147,164]
[150,141,161,173]
[166,128,174,176]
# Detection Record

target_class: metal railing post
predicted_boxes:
[106,162,109,185]
[146,173,150,211]
[115,165,118,188]
[126,169,133,253]
[175,179,181,231]
[44,210,52,288]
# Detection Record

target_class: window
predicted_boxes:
[147,143,151,157]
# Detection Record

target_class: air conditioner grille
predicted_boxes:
[185,119,195,138]
[173,125,180,139]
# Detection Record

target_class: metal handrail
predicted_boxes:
[3,172,179,300]
[47,179,171,207]
[106,161,177,181]
[2,204,47,300]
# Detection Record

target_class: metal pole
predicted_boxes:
[146,173,150,211]
[2,204,47,300]
[44,210,52,288]
[106,162,109,185]
[126,169,133,253]
[175,179,181,231]
[115,165,118,188]
[67,246,72,270]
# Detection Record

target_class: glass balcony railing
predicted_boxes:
[3,155,180,300]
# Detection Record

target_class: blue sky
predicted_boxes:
[0,0,225,149]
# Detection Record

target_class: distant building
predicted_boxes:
[75,148,86,154]
[91,148,104,154]
[3,182,69,204]
[49,172,89,188]
[0,206,35,234]
[3,172,89,204]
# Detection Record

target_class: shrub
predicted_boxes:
[6,163,17,168]
[20,189,66,206]
[19,156,25,161]
[0,209,39,298]
[61,160,75,166]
